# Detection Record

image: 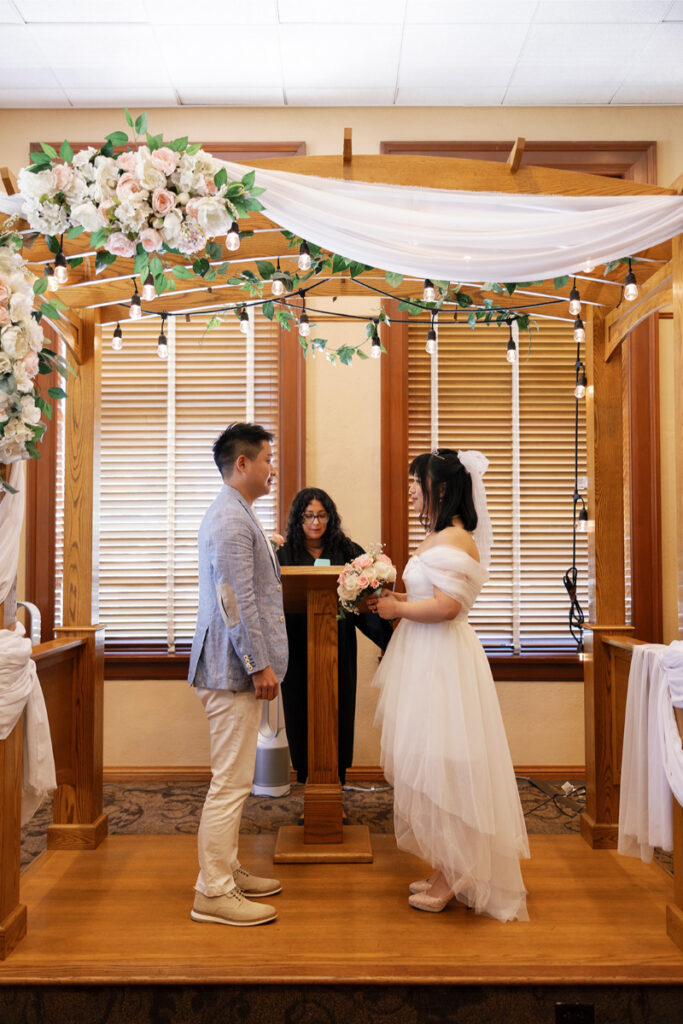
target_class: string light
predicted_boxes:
[157,314,168,360]
[576,506,588,533]
[298,311,310,337]
[423,279,436,302]
[506,320,517,364]
[129,281,142,320]
[44,265,59,292]
[239,306,249,334]
[142,272,155,302]
[271,259,285,297]
[226,221,240,252]
[370,322,381,359]
[425,314,436,355]
[568,279,581,317]
[298,241,312,271]
[112,323,123,352]
[573,315,585,344]
[574,364,587,400]
[185,313,191,323]
[582,260,596,274]
[624,259,638,301]
[53,249,69,285]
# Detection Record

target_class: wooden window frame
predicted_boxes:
[380,140,662,681]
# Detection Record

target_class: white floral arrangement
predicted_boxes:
[0,232,68,480]
[337,545,397,618]
[17,112,265,289]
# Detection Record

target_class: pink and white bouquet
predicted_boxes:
[337,544,397,618]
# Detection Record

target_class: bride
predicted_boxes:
[369,448,530,922]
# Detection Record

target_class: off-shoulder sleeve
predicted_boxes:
[419,547,488,607]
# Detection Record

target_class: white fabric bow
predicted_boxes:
[457,449,493,570]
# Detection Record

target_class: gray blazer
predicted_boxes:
[188,485,288,691]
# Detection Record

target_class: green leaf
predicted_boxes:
[213,167,228,189]
[89,228,109,249]
[216,262,230,275]
[332,254,351,274]
[105,131,129,147]
[227,182,245,198]
[33,277,48,295]
[456,292,473,307]
[171,265,194,280]
[39,302,61,321]
[134,252,149,278]
[241,169,256,190]
[124,108,134,128]
[206,240,222,261]
[59,139,74,162]
[504,282,517,296]
[45,235,60,255]
[68,257,83,270]
[135,112,147,135]
[154,273,167,294]
[95,251,116,274]
[186,143,202,155]
[262,300,274,321]
[146,131,163,152]
[100,140,114,158]
[250,186,266,197]
[255,260,275,279]
[167,136,188,152]
[40,142,58,159]
[29,151,51,166]
[397,300,423,315]
[468,311,476,330]
[206,316,222,331]
[192,258,210,277]
[349,261,366,279]
[603,260,621,276]
[356,348,369,360]
[149,255,164,276]
[66,225,84,240]
[48,386,67,400]
[205,268,217,282]
[553,275,569,290]
[165,277,176,291]
[35,395,52,420]
[385,271,404,287]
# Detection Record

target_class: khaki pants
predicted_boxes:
[194,686,261,897]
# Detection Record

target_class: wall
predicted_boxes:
[4,103,680,772]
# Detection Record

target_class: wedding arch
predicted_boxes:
[0,123,682,959]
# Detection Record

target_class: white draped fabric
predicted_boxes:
[618,641,683,863]
[0,461,24,603]
[0,623,56,825]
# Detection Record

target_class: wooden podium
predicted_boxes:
[273,566,372,863]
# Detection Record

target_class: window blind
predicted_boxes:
[407,319,588,652]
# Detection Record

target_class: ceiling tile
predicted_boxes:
[664,0,683,17]
[504,65,626,105]
[27,23,163,64]
[278,0,404,23]
[399,24,527,89]
[535,1,670,22]
[15,0,146,20]
[0,87,70,106]
[155,25,282,86]
[64,87,178,107]
[636,21,683,59]
[405,0,536,23]
[0,64,60,88]
[519,22,655,63]
[143,0,278,24]
[52,65,172,91]
[397,81,510,105]
[178,87,285,105]
[285,87,396,105]
[0,25,47,63]
[0,1,23,22]
[612,65,683,103]
[280,24,402,88]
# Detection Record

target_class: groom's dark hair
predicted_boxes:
[213,422,273,478]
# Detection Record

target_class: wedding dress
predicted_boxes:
[374,544,530,922]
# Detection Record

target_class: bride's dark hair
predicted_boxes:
[409,449,478,534]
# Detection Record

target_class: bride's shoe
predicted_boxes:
[408,878,432,894]
[408,890,454,913]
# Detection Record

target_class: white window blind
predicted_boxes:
[56,312,279,648]
[407,319,588,652]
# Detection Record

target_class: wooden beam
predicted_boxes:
[604,261,673,360]
[0,167,18,196]
[669,172,683,195]
[673,234,683,637]
[343,128,352,165]
[507,137,526,174]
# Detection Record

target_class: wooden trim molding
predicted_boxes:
[278,323,306,530]
[31,141,306,160]
[380,300,410,577]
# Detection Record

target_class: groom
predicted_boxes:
[188,422,288,926]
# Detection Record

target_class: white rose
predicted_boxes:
[175,220,206,255]
[9,290,33,323]
[1,325,29,360]
[4,415,33,442]
[26,201,69,236]
[136,147,167,192]
[115,199,152,234]
[62,172,89,205]
[71,200,107,233]
[195,197,230,238]
[92,156,120,202]
[0,351,11,374]
[13,362,33,394]
[0,437,28,462]
[26,318,44,353]
[18,166,57,201]
[161,211,182,246]
[0,389,11,419]
[72,148,97,178]
[20,394,41,426]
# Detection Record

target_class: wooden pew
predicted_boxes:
[602,635,683,954]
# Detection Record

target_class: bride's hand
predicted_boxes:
[376,595,400,620]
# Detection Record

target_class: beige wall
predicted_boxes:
[7,102,681,771]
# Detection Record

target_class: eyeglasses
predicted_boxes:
[302,512,329,522]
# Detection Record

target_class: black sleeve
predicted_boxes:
[355,610,394,651]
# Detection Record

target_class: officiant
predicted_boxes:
[276,488,393,785]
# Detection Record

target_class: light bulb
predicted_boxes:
[371,336,381,359]
[574,380,586,400]
[157,333,168,360]
[423,279,436,302]
[226,221,240,252]
[582,260,595,274]
[576,508,588,533]
[298,311,310,337]
[44,265,59,292]
[577,475,588,491]
[425,328,436,355]
[506,338,516,364]
[142,272,155,302]
[271,277,285,297]
[573,316,585,344]
[54,250,69,285]
[624,267,638,302]
[129,293,142,319]
[112,324,123,351]
[298,241,311,271]
[568,285,581,317]
[239,308,249,334]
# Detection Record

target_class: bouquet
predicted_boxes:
[337,544,396,618]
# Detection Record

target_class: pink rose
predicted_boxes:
[116,151,138,173]
[358,554,373,570]
[151,188,176,217]
[53,163,73,193]
[204,175,217,195]
[369,580,379,590]
[376,554,392,564]
[150,147,180,176]
[139,228,163,253]
[116,172,144,203]
[0,306,10,325]
[357,574,369,589]
[0,281,9,305]
[185,197,201,219]
[21,351,40,377]
[105,232,136,258]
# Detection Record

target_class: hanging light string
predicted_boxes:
[562,330,587,652]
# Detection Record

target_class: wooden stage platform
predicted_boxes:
[1,833,682,987]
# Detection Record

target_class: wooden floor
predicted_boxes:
[1,833,682,985]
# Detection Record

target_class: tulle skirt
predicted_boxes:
[373,616,530,922]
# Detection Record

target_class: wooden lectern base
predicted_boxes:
[273,824,373,863]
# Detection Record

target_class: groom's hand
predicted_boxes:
[252,666,279,701]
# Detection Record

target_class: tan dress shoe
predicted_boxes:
[233,865,282,897]
[409,878,432,894]
[191,888,277,926]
